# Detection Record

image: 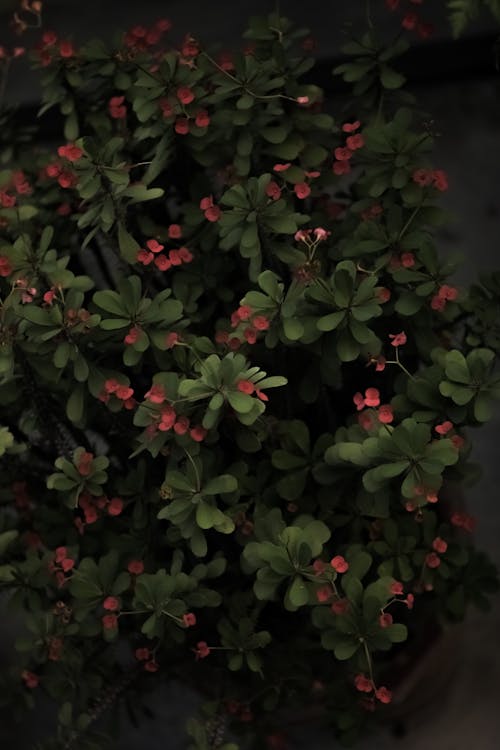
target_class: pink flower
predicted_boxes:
[333,160,351,175]
[190,425,207,442]
[253,315,270,331]
[435,420,453,435]
[128,560,144,575]
[316,586,332,603]
[183,612,197,627]
[401,252,415,268]
[109,95,127,119]
[346,134,364,150]
[195,110,210,128]
[425,552,441,569]
[389,331,407,347]
[194,641,210,659]
[273,163,291,172]
[102,614,118,630]
[354,674,373,693]
[364,387,380,408]
[176,86,195,104]
[145,384,166,404]
[103,596,120,611]
[237,379,255,395]
[294,182,311,199]
[375,686,392,704]
[331,598,350,615]
[379,612,393,628]
[147,239,164,254]
[390,580,404,595]
[330,555,349,573]
[57,143,83,162]
[334,147,352,161]
[432,537,448,554]
[266,181,282,201]
[313,227,330,240]
[378,405,394,424]
[108,497,124,516]
[342,120,361,133]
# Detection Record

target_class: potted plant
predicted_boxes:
[0,2,498,749]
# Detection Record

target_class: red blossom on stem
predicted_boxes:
[330,555,349,573]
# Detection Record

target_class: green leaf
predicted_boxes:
[287,576,309,607]
[117,224,141,263]
[334,638,360,660]
[203,475,238,495]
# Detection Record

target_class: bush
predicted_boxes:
[0,4,499,749]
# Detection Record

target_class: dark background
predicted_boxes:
[1,1,499,748]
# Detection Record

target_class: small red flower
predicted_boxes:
[346,134,364,151]
[205,205,221,222]
[128,560,144,575]
[76,451,93,476]
[108,497,124,516]
[109,95,127,119]
[425,552,441,569]
[316,586,332,603]
[377,405,393,425]
[435,420,453,435]
[405,593,415,609]
[432,169,448,192]
[183,612,197,627]
[154,254,171,271]
[390,580,404,595]
[176,86,195,104]
[432,537,448,554]
[167,224,182,239]
[103,596,120,611]
[331,598,350,615]
[59,40,75,58]
[165,331,180,348]
[195,110,210,128]
[124,326,141,345]
[22,670,39,689]
[389,331,407,347]
[266,181,282,201]
[253,315,270,331]
[145,384,166,404]
[332,160,351,175]
[401,12,418,30]
[190,425,207,442]
[102,614,118,630]
[0,256,13,277]
[401,252,415,268]
[354,674,373,693]
[364,387,380,408]
[312,559,326,575]
[375,686,392,704]
[57,143,83,162]
[194,641,210,659]
[135,647,151,661]
[294,182,311,199]
[174,117,190,135]
[342,120,361,133]
[330,555,349,573]
[146,238,164,254]
[334,147,352,161]
[237,379,255,395]
[379,612,393,628]
[144,660,159,672]
[273,163,291,172]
